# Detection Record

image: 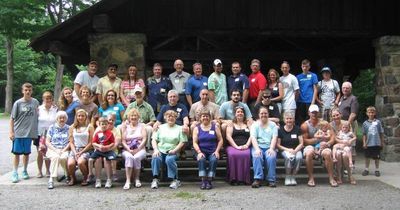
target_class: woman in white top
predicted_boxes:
[67,109,94,186]
[121,108,147,190]
[37,91,58,178]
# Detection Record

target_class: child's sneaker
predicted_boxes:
[22,171,29,180]
[362,170,369,176]
[11,171,19,183]
[169,179,181,189]
[105,179,112,188]
[375,171,381,177]
[151,178,159,189]
[95,179,102,188]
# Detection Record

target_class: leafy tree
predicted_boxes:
[0,0,48,113]
[352,68,376,123]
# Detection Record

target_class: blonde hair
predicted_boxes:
[127,108,140,120]
[164,110,178,119]
[366,106,376,112]
[72,109,89,129]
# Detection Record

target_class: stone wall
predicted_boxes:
[374,36,400,162]
[88,33,147,78]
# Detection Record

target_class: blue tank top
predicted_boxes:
[197,122,217,154]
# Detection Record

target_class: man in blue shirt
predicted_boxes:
[227,61,250,103]
[153,90,190,135]
[146,63,172,116]
[185,63,208,106]
[296,59,318,125]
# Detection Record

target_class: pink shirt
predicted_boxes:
[121,79,145,106]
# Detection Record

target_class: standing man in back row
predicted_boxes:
[227,61,250,103]
[169,59,191,110]
[296,59,318,125]
[208,59,228,106]
[248,59,267,109]
[73,60,99,102]
[279,61,299,117]
[185,63,208,107]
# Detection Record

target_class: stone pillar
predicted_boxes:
[88,33,147,78]
[373,36,400,162]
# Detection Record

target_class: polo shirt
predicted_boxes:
[96,76,122,100]
[169,71,191,94]
[338,94,359,121]
[296,72,318,103]
[125,101,156,124]
[248,71,267,101]
[227,73,250,97]
[156,103,189,125]
[185,75,208,103]
[146,76,172,113]
[208,72,228,105]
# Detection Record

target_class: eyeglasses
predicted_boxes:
[262,95,271,99]
[107,94,115,97]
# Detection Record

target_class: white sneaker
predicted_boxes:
[151,178,159,189]
[105,179,112,188]
[169,179,181,189]
[135,179,142,188]
[95,179,101,188]
[284,176,291,186]
[291,177,297,186]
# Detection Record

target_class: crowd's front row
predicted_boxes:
[40,104,383,190]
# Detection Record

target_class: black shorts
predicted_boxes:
[364,146,382,160]
[32,136,40,147]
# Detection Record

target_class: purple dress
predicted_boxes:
[226,126,251,184]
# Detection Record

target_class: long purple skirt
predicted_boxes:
[226,146,251,184]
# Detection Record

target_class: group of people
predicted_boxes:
[9,58,384,190]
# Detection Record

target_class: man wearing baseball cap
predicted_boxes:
[316,67,341,121]
[301,104,337,187]
[208,59,228,106]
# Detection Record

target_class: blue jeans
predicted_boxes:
[151,153,178,179]
[252,147,277,182]
[197,153,218,178]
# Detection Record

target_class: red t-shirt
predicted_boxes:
[93,129,115,146]
[248,71,267,100]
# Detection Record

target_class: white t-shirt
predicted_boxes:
[317,79,340,109]
[73,71,99,101]
[280,73,299,110]
[38,104,58,135]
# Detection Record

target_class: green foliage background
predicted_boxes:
[352,68,376,123]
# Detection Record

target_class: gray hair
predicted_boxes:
[168,89,179,97]
[283,111,295,119]
[342,81,352,89]
[56,110,68,121]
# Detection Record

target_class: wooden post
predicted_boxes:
[54,55,64,102]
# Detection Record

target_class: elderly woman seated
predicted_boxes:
[46,111,70,189]
[150,110,187,189]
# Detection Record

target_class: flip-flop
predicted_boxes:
[307,180,315,187]
[81,180,89,186]
[330,180,338,187]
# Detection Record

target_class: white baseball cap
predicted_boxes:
[213,59,222,66]
[133,87,143,94]
[308,104,319,113]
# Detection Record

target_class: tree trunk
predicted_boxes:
[53,55,64,101]
[4,36,14,114]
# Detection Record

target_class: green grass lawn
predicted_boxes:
[0,113,10,119]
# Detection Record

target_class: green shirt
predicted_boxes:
[208,72,228,105]
[153,124,187,153]
[125,101,156,123]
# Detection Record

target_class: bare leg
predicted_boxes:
[45,159,50,176]
[37,148,43,176]
[343,153,356,184]
[335,152,343,184]
[22,155,29,172]
[78,158,89,177]
[13,154,20,171]
[322,149,337,187]
[94,158,102,179]
[375,159,380,170]
[134,168,140,181]
[125,167,132,185]
[104,160,112,180]
[67,158,77,183]
[305,150,315,186]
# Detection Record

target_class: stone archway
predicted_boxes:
[374,36,400,162]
